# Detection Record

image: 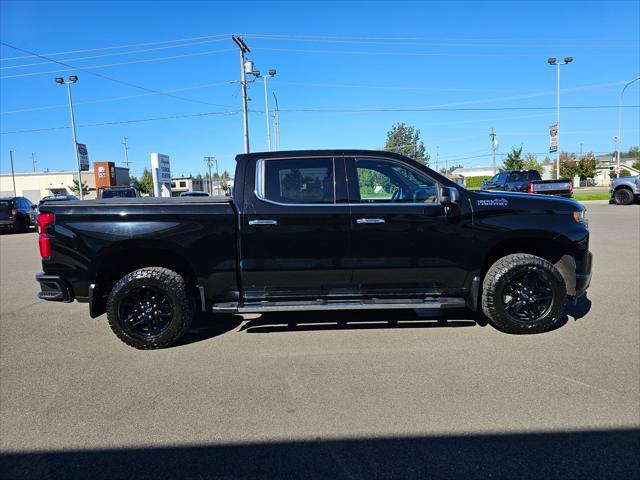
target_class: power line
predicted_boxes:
[0,33,231,61]
[0,47,237,79]
[0,38,231,69]
[279,105,639,113]
[2,105,637,136]
[0,80,236,115]
[0,42,237,109]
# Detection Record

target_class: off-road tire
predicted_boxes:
[614,188,634,206]
[107,267,193,349]
[482,254,566,334]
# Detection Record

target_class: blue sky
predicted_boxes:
[1,0,639,178]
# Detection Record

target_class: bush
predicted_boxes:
[465,176,492,189]
[610,168,632,179]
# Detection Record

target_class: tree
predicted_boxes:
[522,153,543,174]
[68,179,89,196]
[559,152,578,179]
[610,168,632,179]
[221,170,230,180]
[622,146,639,158]
[632,160,640,171]
[501,147,524,170]
[576,152,597,180]
[384,123,430,166]
[138,168,154,194]
[221,178,230,194]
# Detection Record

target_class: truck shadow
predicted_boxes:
[175,295,592,346]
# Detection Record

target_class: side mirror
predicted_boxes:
[482,179,488,186]
[440,187,459,205]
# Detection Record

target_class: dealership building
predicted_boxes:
[0,165,130,202]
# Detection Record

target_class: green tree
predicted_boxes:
[576,152,597,180]
[384,123,430,166]
[501,147,524,170]
[522,153,543,174]
[221,178,230,193]
[68,179,89,196]
[138,168,154,194]
[632,160,640,171]
[622,146,639,158]
[559,152,578,179]
[610,168,632,179]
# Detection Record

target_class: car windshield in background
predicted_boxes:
[101,189,136,198]
[507,171,534,182]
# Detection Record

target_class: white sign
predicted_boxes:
[77,143,90,171]
[151,153,172,197]
[549,124,558,153]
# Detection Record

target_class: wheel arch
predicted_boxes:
[90,241,198,318]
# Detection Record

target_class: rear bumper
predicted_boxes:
[573,252,592,299]
[35,273,74,303]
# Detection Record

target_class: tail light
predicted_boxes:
[11,207,17,217]
[527,182,534,193]
[37,212,55,259]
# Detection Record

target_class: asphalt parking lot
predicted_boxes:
[1,201,638,479]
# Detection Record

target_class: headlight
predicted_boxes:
[573,209,588,227]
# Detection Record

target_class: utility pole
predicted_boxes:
[32,152,37,172]
[204,156,216,194]
[9,150,16,196]
[122,137,131,168]
[272,92,280,151]
[490,128,497,175]
[261,70,276,151]
[435,146,439,172]
[232,35,251,153]
[579,142,583,156]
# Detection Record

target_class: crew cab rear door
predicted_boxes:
[239,156,352,299]
[345,156,472,296]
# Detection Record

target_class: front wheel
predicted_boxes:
[107,267,193,349]
[482,254,566,334]
[613,188,634,205]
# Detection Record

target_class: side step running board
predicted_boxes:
[212,297,467,313]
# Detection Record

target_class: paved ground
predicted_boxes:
[1,202,639,479]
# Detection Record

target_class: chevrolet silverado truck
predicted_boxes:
[35,150,592,349]
[481,169,573,197]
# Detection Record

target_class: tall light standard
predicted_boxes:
[548,57,573,180]
[9,150,16,196]
[616,76,640,177]
[259,69,277,151]
[55,75,84,200]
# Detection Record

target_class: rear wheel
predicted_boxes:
[614,188,634,205]
[482,254,566,334]
[107,267,193,349]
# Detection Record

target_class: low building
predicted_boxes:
[170,176,234,196]
[0,167,130,202]
[450,166,496,179]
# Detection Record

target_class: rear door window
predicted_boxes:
[260,158,335,204]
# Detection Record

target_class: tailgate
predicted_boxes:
[532,181,572,195]
[0,200,13,221]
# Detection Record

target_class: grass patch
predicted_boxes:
[573,193,611,201]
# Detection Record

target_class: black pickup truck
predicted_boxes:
[35,150,592,349]
[481,169,573,197]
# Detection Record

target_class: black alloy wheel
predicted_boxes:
[502,268,553,323]
[118,285,174,338]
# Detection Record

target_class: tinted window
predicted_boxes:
[102,189,136,198]
[354,158,438,203]
[506,171,531,182]
[262,158,334,204]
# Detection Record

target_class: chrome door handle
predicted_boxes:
[249,219,278,226]
[356,218,385,224]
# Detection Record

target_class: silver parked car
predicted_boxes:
[610,175,639,205]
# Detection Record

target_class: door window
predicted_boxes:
[261,158,335,204]
[353,158,438,203]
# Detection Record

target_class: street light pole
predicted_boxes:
[56,76,84,200]
[548,57,573,180]
[262,69,276,151]
[122,137,131,168]
[232,35,251,153]
[616,76,640,177]
[490,127,497,175]
[204,156,215,194]
[32,152,37,172]
[9,150,16,196]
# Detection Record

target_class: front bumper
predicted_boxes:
[574,252,593,299]
[35,273,74,303]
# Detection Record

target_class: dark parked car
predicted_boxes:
[0,196,37,232]
[98,186,139,199]
[482,170,573,197]
[36,150,592,349]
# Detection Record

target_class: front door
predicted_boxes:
[239,156,352,300]
[346,156,472,297]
